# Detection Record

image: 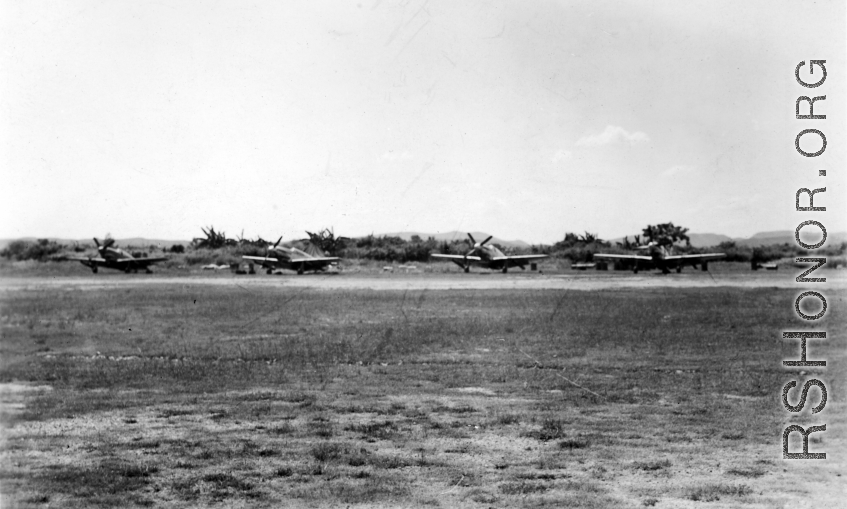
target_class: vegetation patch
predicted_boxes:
[345,420,398,440]
[687,483,753,501]
[173,472,257,501]
[726,467,766,478]
[41,461,158,499]
[558,437,591,449]
[499,480,552,495]
[632,459,672,471]
[525,418,569,441]
[267,422,295,435]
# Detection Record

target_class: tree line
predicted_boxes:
[3,222,844,264]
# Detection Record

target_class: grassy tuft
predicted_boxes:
[687,483,753,501]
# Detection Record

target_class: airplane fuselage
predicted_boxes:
[602,244,716,274]
[249,246,339,274]
[474,245,521,269]
[429,233,548,273]
[75,241,166,273]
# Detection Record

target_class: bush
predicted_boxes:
[0,239,65,261]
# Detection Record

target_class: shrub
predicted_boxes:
[0,239,65,261]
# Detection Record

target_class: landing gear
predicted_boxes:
[502,266,508,274]
[297,264,304,275]
[701,262,709,272]
[633,266,638,274]
[266,269,273,275]
[676,266,682,273]
[463,266,470,273]
[92,266,98,274]
[145,268,152,274]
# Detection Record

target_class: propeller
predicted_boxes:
[466,233,492,254]
[462,234,494,273]
[266,236,283,257]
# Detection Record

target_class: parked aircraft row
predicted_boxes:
[68,234,725,275]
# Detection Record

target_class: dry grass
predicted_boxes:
[1,281,844,507]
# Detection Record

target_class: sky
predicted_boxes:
[1,0,845,244]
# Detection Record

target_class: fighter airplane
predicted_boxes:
[594,242,725,274]
[430,233,548,273]
[243,236,341,275]
[70,238,168,273]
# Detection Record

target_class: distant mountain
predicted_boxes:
[687,233,733,248]
[748,230,791,239]
[732,230,846,248]
[378,231,531,248]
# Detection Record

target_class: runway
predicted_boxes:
[3,268,844,292]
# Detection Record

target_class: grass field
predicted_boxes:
[1,281,844,507]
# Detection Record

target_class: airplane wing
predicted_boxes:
[593,254,652,261]
[430,254,483,261]
[490,254,549,261]
[664,253,726,262]
[67,256,107,262]
[243,255,280,263]
[288,257,340,263]
[109,257,168,264]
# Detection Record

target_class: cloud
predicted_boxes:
[662,165,696,177]
[575,125,649,147]
[552,150,572,164]
[380,150,412,161]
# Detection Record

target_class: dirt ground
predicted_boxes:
[1,270,844,508]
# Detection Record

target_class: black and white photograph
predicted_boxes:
[1,1,844,507]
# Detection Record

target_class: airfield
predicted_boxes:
[2,263,843,291]
[1,264,845,508]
